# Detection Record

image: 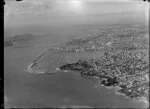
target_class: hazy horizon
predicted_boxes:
[4,0,149,36]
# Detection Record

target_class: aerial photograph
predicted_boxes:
[4,0,149,108]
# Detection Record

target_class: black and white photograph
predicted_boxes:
[4,0,149,108]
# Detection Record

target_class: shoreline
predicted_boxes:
[27,63,46,74]
[27,63,61,74]
[27,62,149,106]
[59,68,149,105]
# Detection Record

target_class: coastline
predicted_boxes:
[27,63,61,74]
[27,63,46,74]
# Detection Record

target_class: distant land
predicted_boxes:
[4,33,35,47]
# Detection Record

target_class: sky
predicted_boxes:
[4,0,149,36]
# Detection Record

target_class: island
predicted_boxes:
[4,40,13,47]
[4,33,35,47]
